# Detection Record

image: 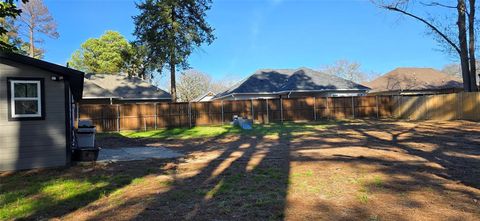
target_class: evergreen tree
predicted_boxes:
[133,0,215,102]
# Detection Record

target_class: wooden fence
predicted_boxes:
[393,92,480,121]
[79,96,394,132]
[78,92,480,132]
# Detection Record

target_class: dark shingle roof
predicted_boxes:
[215,67,369,98]
[83,73,171,100]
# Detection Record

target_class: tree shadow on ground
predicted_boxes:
[0,159,176,220]
[87,124,302,220]
[2,120,480,220]
[288,120,480,220]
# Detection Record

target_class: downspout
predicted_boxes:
[287,90,293,98]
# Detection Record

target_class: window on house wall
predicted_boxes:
[8,78,45,120]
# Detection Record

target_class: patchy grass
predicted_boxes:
[1,175,109,220]
[2,120,480,220]
[103,121,335,140]
[0,167,161,220]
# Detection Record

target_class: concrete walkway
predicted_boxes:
[97,147,183,163]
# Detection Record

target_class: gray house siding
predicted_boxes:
[0,59,67,171]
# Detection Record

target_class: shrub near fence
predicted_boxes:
[79,96,395,132]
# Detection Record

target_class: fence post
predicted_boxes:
[459,92,463,120]
[154,103,157,130]
[188,102,192,128]
[116,104,120,132]
[313,97,317,121]
[424,95,429,120]
[351,96,355,119]
[400,95,403,119]
[375,96,379,119]
[221,100,224,125]
[251,99,254,122]
[266,99,269,124]
[144,117,147,131]
[280,97,284,122]
[326,97,330,119]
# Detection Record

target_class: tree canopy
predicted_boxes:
[0,0,28,52]
[69,30,131,74]
[133,0,215,101]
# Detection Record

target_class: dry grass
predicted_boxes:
[1,120,480,220]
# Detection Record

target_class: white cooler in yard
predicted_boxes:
[77,120,96,148]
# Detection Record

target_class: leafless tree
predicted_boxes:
[17,0,58,58]
[441,62,480,82]
[442,63,463,78]
[176,70,213,102]
[321,59,367,83]
[373,0,478,91]
[176,70,236,102]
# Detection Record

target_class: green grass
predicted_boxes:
[0,173,141,220]
[102,121,336,140]
[119,125,241,139]
[357,193,369,204]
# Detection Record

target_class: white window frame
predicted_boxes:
[10,80,42,118]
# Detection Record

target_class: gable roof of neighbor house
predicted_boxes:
[82,73,171,100]
[0,52,85,100]
[214,67,370,99]
[365,67,463,93]
[192,91,216,102]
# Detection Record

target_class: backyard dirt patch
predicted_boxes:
[1,120,480,220]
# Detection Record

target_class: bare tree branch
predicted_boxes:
[382,5,462,54]
[420,2,457,9]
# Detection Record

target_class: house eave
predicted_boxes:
[213,89,369,100]
[82,97,171,100]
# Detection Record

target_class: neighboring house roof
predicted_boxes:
[192,91,216,102]
[214,67,370,99]
[82,73,171,100]
[365,67,463,93]
[0,52,85,100]
[82,78,117,98]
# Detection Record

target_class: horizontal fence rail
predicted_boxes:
[79,93,480,132]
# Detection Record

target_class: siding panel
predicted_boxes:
[0,59,67,171]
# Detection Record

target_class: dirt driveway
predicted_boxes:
[3,120,480,220]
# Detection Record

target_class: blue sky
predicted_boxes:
[42,0,456,82]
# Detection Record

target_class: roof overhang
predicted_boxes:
[213,89,369,100]
[1,52,85,100]
[368,87,463,95]
[82,97,171,100]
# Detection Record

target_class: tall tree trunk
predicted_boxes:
[458,0,472,91]
[169,5,177,102]
[468,0,478,91]
[170,56,176,102]
[29,26,34,57]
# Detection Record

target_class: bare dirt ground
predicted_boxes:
[3,120,480,220]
